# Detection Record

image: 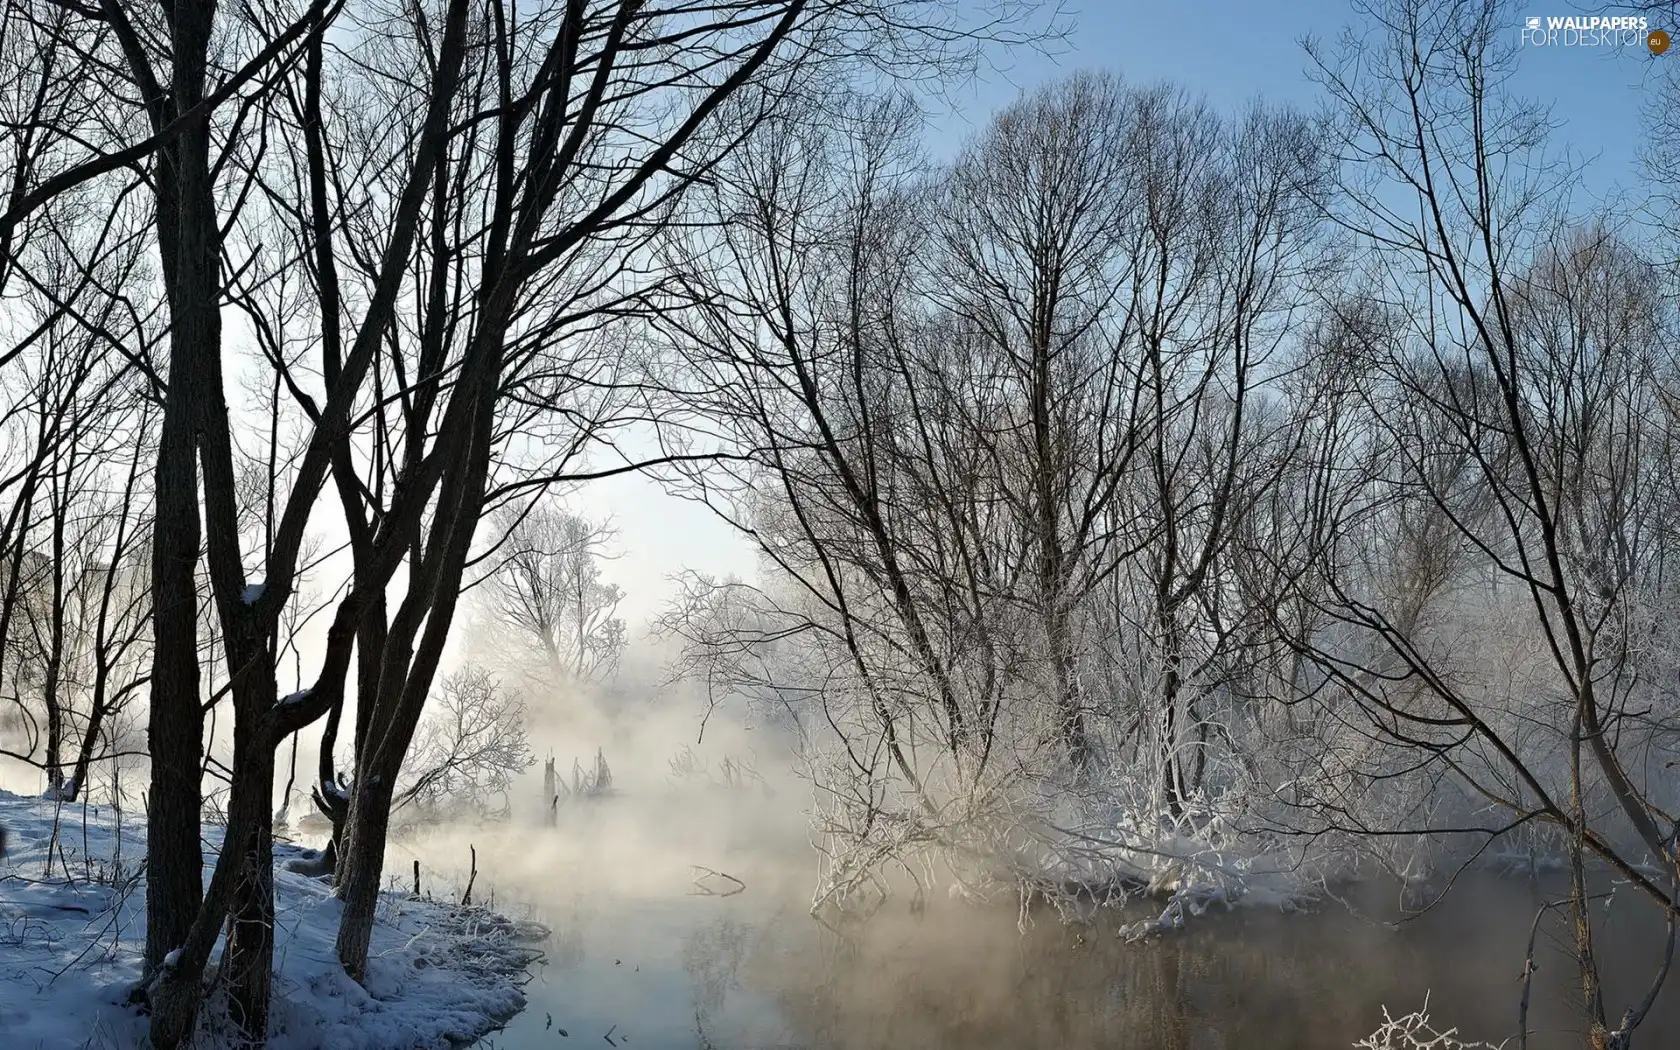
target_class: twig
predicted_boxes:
[372,924,432,960]
[1517,898,1572,1050]
[461,844,477,907]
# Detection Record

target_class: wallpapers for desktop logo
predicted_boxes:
[1520,13,1668,51]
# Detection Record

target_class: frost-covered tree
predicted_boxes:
[473,503,626,695]
[0,0,1041,1040]
[1288,2,1680,1044]
[655,74,1330,913]
[396,666,534,818]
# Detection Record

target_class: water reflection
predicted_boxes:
[452,801,1678,1050]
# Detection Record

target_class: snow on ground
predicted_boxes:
[0,789,541,1049]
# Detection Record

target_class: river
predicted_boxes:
[371,775,1680,1050]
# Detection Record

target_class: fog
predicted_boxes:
[330,671,1680,1050]
[381,672,812,906]
[3,0,1679,1046]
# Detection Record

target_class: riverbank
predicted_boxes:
[0,789,539,1049]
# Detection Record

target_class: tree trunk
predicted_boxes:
[148,693,276,1048]
[225,817,277,1041]
[145,116,235,1041]
[336,327,502,978]
[224,725,277,1041]
[543,757,557,828]
[1160,611,1186,817]
[43,684,64,795]
[1046,599,1089,770]
[142,0,220,984]
[334,769,397,982]
[143,371,205,977]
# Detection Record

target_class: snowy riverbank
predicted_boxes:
[0,789,541,1049]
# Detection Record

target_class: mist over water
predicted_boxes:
[369,690,1680,1050]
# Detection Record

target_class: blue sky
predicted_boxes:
[935,0,1667,194]
[602,0,1675,626]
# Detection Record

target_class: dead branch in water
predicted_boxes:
[689,866,745,897]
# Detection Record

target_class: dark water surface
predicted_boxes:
[429,793,1680,1050]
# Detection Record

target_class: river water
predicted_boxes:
[404,783,1680,1050]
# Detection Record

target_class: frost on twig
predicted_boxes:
[802,742,1326,940]
[1356,996,1504,1050]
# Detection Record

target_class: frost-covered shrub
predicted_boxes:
[1357,1000,1503,1050]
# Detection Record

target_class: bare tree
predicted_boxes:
[286,0,1044,994]
[0,0,483,1039]
[929,76,1327,813]
[0,122,158,801]
[13,400,154,802]
[1288,2,1680,1045]
[471,502,627,694]
[394,665,534,817]
[927,71,1142,772]
[655,73,1326,912]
